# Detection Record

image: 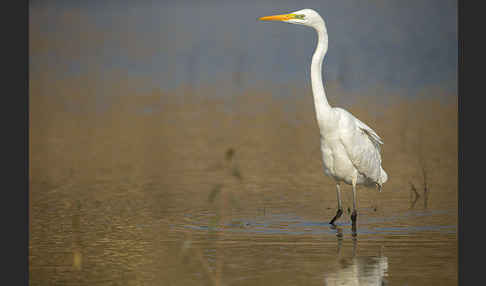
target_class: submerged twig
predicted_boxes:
[232,166,242,180]
[181,231,218,285]
[422,165,429,209]
[208,184,223,203]
[225,148,235,162]
[409,182,420,209]
[416,119,430,210]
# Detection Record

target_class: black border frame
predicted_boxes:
[6,0,29,284]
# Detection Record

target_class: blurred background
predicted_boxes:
[30,0,457,100]
[29,0,458,285]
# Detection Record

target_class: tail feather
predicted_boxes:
[377,168,388,192]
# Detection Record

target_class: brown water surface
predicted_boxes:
[29,90,457,285]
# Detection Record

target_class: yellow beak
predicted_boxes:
[258,13,297,22]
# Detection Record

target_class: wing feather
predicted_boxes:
[355,118,383,155]
[335,108,384,184]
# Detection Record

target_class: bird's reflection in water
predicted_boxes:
[325,225,388,286]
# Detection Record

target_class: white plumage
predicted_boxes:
[322,107,387,188]
[259,9,387,227]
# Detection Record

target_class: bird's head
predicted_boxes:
[258,9,324,29]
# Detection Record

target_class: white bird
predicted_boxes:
[259,9,388,228]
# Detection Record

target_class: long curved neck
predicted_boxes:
[311,23,331,121]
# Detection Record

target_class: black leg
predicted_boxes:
[330,183,343,225]
[351,210,357,236]
[351,178,358,236]
[329,208,343,225]
[351,210,357,222]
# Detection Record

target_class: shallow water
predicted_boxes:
[29,94,457,285]
[29,172,457,286]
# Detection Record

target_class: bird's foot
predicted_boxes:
[329,208,343,225]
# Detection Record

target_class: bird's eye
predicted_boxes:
[294,14,305,20]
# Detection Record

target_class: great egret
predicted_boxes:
[259,9,388,228]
